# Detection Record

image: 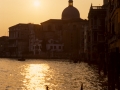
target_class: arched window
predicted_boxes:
[48,25,52,31]
[59,25,63,30]
[73,25,77,30]
[35,45,39,49]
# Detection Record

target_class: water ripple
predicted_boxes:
[0,59,102,90]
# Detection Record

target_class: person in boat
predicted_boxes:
[45,85,49,90]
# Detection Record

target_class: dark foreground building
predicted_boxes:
[105,0,120,89]
[88,4,106,63]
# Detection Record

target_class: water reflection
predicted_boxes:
[22,64,50,90]
[0,59,103,90]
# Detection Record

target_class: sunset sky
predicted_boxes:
[0,0,103,36]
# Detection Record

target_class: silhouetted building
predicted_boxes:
[103,0,108,7]
[0,36,9,57]
[88,4,106,62]
[106,0,120,53]
[83,25,89,61]
[40,0,88,59]
[8,0,88,59]
[62,0,80,20]
[105,0,120,89]
[9,23,30,57]
[29,24,42,55]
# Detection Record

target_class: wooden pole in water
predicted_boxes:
[80,83,83,90]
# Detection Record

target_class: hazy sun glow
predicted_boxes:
[0,0,103,36]
[34,0,40,7]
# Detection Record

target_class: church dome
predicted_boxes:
[61,0,80,20]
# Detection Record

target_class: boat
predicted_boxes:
[18,58,25,61]
[70,56,78,63]
[18,52,26,61]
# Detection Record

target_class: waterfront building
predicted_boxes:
[40,0,88,59]
[83,25,89,61]
[9,23,31,57]
[88,4,106,62]
[28,24,42,55]
[29,23,64,55]
[106,0,120,52]
[105,0,120,89]
[0,36,9,57]
[8,0,88,59]
[46,39,63,52]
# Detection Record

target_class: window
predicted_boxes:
[98,35,105,41]
[94,32,97,42]
[73,25,77,29]
[35,45,39,49]
[59,25,63,30]
[118,22,120,34]
[111,23,115,35]
[50,46,53,49]
[51,40,53,43]
[48,25,52,31]
[18,32,19,37]
[62,46,64,49]
[35,51,39,54]
[99,19,103,26]
[94,16,97,26]
[59,46,61,49]
[91,19,93,26]
[54,46,56,49]
[84,35,86,39]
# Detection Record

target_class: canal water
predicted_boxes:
[0,58,102,90]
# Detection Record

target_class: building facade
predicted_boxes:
[28,24,42,55]
[105,0,120,89]
[106,0,120,52]
[88,5,106,62]
[39,0,88,59]
[83,25,89,61]
[8,0,88,59]
[0,36,9,57]
[9,23,30,57]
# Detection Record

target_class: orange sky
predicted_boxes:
[0,0,103,36]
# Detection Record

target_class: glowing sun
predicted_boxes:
[34,0,40,7]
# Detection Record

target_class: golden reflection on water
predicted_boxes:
[22,64,50,90]
[0,59,103,90]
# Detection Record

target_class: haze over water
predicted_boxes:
[0,58,102,90]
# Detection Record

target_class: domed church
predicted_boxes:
[62,0,80,20]
[40,0,88,58]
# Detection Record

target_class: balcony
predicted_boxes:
[92,6,103,9]
[9,36,26,40]
[9,44,17,47]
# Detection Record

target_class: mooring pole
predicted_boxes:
[80,83,83,90]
